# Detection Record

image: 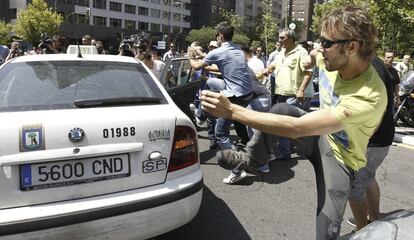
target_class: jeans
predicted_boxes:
[246,103,354,239]
[246,94,272,138]
[274,95,311,157]
[205,78,252,149]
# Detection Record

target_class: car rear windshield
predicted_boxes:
[0,60,167,112]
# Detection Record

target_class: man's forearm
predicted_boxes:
[227,104,341,139]
[298,71,313,93]
[189,58,206,70]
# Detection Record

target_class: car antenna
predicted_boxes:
[76,36,83,58]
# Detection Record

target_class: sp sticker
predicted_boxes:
[20,124,45,152]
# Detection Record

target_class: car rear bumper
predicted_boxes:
[0,170,203,240]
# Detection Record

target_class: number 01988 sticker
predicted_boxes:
[103,127,135,138]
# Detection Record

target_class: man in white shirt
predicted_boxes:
[163,43,179,62]
[395,54,413,78]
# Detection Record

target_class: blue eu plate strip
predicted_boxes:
[21,164,32,187]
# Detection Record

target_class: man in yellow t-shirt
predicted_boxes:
[200,5,386,240]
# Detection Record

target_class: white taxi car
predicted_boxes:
[0,54,202,239]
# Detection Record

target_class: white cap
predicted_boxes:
[209,41,218,48]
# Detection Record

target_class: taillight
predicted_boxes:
[168,126,198,172]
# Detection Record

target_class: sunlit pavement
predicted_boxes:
[394,125,414,146]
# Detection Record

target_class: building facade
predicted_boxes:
[1,0,192,51]
[234,0,283,29]
[281,0,316,41]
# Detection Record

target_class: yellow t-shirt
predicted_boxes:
[270,45,311,96]
[317,54,387,170]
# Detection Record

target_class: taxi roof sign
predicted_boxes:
[67,45,98,55]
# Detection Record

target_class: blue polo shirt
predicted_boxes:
[204,42,253,97]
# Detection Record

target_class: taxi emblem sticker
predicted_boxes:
[20,124,45,152]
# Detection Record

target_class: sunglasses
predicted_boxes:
[320,38,353,49]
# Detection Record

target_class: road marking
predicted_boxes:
[395,143,414,151]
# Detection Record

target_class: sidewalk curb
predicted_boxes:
[394,133,414,146]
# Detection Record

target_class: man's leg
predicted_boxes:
[348,146,389,229]
[247,103,318,167]
[349,198,369,230]
[217,103,317,171]
[366,179,381,221]
[314,136,354,240]
[215,117,235,150]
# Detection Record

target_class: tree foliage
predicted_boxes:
[185,27,216,50]
[232,33,250,46]
[212,9,244,34]
[256,0,278,55]
[311,0,414,55]
[14,0,63,43]
[0,21,12,45]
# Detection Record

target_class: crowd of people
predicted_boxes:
[193,5,411,240]
[0,4,413,239]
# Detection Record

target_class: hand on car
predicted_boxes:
[201,90,233,119]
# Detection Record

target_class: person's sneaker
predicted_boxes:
[216,150,257,172]
[257,163,270,173]
[194,116,205,127]
[347,217,357,228]
[189,103,196,115]
[209,140,219,150]
[347,217,372,228]
[223,170,247,184]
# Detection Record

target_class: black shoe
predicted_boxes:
[216,150,258,172]
[209,140,219,150]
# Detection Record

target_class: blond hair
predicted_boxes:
[322,5,378,61]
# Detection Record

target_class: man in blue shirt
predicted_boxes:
[188,22,253,149]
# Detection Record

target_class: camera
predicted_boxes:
[120,39,133,51]
[11,47,23,54]
[121,32,151,52]
[38,33,52,49]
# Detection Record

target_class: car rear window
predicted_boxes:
[0,60,167,112]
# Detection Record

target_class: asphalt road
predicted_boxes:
[155,127,414,240]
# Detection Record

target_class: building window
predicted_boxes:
[151,0,160,3]
[125,4,136,14]
[125,20,136,29]
[93,16,106,26]
[162,25,169,33]
[109,2,122,12]
[138,22,149,31]
[76,0,89,7]
[173,13,180,21]
[93,0,106,9]
[110,18,122,27]
[138,7,149,16]
[9,8,17,19]
[74,13,87,24]
[173,0,181,8]
[162,11,170,20]
[183,15,190,22]
[151,23,160,32]
[151,9,161,18]
[172,26,180,33]
[163,0,170,5]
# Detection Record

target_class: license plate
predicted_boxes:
[20,154,130,191]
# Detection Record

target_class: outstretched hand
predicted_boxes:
[200,90,233,119]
